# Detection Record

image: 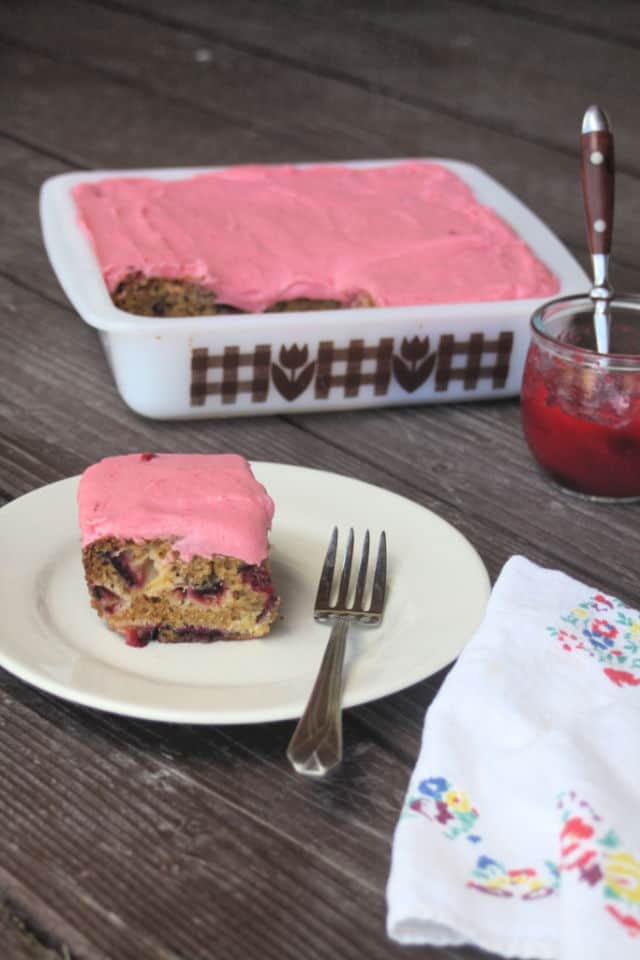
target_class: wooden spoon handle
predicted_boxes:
[580,105,614,256]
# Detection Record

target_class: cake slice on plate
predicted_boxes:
[78,453,279,646]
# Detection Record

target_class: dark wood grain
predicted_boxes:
[479,0,640,43]
[77,0,640,165]
[0,901,67,960]
[2,1,640,957]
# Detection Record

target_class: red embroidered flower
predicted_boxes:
[606,905,640,937]
[580,862,603,886]
[604,668,640,688]
[591,619,618,640]
[561,816,594,840]
[593,593,614,611]
[560,816,594,855]
[435,800,454,825]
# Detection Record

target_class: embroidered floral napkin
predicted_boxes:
[386,555,640,959]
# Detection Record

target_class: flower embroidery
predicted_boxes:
[403,780,640,937]
[558,792,640,937]
[560,815,597,869]
[468,856,558,900]
[419,776,448,797]
[605,852,640,906]
[548,594,640,686]
[603,669,640,688]
[443,788,472,813]
[593,593,614,612]
[583,622,617,651]
[404,776,480,842]
[592,619,619,640]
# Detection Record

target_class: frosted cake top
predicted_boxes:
[78,453,274,564]
[73,161,559,313]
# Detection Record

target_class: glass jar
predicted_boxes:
[521,295,640,501]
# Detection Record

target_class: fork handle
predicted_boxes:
[286,617,349,777]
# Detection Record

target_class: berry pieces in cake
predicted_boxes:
[78,453,280,645]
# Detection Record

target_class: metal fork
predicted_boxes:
[287,527,387,777]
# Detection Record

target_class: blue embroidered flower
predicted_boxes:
[418,776,449,798]
[583,626,615,651]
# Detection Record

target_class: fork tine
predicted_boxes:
[314,525,338,609]
[335,527,354,608]
[368,531,387,613]
[352,529,370,610]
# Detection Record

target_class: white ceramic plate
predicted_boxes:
[0,463,490,724]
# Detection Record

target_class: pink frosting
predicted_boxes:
[73,162,559,312]
[77,453,274,564]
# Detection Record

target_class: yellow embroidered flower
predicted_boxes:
[443,788,472,813]
[485,875,509,890]
[507,872,529,887]
[505,871,544,893]
[525,878,546,894]
[573,608,588,619]
[604,852,640,904]
[629,620,640,638]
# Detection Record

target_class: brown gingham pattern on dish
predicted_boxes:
[189,332,514,406]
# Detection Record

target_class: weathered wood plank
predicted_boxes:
[482,0,640,42]
[0,39,317,171]
[83,0,640,169]
[0,140,76,307]
[0,662,449,960]
[0,901,67,960]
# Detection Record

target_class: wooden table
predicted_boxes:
[1,2,639,957]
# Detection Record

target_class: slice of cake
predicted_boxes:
[72,161,560,318]
[78,453,279,646]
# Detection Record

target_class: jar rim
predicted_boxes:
[530,293,640,364]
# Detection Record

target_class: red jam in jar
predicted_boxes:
[520,298,640,501]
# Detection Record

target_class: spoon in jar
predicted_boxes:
[580,105,615,354]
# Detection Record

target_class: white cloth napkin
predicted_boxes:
[387,555,640,959]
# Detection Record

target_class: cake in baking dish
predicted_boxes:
[78,453,279,646]
[72,161,559,317]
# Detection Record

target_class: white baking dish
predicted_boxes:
[40,159,588,420]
